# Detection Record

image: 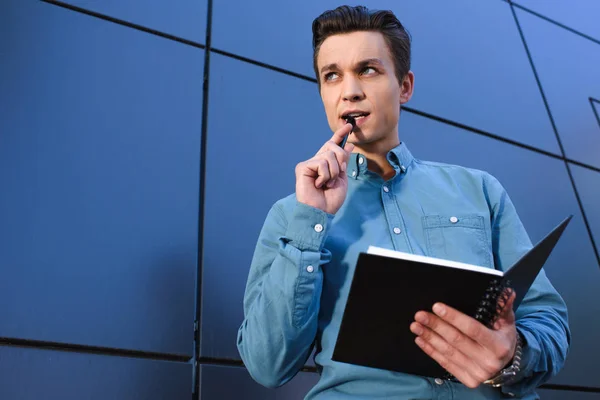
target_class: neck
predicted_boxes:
[353,135,400,181]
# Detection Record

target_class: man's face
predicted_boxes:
[317,31,413,148]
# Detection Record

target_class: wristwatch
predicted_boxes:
[484,331,524,387]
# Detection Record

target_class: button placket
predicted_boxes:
[380,181,410,251]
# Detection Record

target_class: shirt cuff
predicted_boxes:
[283,201,334,252]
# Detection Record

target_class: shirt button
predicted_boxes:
[393,227,401,234]
[358,156,365,165]
[306,265,314,273]
[351,170,357,177]
[450,216,458,224]
[383,186,390,193]
[434,378,443,385]
[314,224,323,233]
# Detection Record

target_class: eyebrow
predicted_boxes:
[320,58,385,74]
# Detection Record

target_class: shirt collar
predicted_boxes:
[347,142,415,180]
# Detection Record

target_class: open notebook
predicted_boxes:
[331,215,572,378]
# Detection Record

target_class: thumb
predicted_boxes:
[494,290,516,329]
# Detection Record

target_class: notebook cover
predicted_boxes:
[332,215,572,377]
[504,215,572,310]
[332,253,499,377]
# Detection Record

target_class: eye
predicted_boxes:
[324,72,339,82]
[361,66,377,75]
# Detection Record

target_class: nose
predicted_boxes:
[342,76,365,102]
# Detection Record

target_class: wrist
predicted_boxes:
[484,330,524,387]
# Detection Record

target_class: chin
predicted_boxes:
[349,136,372,146]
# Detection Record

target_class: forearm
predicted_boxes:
[237,201,333,388]
[501,279,570,396]
[486,173,571,395]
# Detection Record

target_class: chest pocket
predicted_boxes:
[423,214,493,269]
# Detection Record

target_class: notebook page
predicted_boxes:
[367,246,503,277]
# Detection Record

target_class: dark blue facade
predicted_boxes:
[1,0,598,398]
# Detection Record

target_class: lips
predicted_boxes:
[341,112,370,128]
[342,111,370,119]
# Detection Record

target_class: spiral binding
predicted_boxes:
[474,279,512,329]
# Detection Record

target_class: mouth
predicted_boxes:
[342,111,370,128]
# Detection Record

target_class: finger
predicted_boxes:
[318,142,352,173]
[494,290,516,329]
[321,151,340,186]
[330,123,353,146]
[413,312,496,371]
[302,158,331,188]
[411,321,477,370]
[344,142,355,154]
[431,303,497,349]
[414,336,483,389]
[427,304,516,375]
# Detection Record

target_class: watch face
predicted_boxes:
[485,364,519,387]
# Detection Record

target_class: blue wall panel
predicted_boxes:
[537,389,600,400]
[1,0,599,397]
[400,111,600,387]
[515,0,600,41]
[200,366,319,400]
[0,345,191,399]
[212,0,559,154]
[0,1,203,356]
[570,165,600,248]
[516,8,600,168]
[59,0,208,44]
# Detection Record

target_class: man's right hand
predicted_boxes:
[295,123,355,215]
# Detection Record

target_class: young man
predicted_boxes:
[237,5,569,399]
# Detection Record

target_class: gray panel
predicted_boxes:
[516,9,600,168]
[0,1,202,355]
[400,111,600,387]
[212,0,559,153]
[570,165,600,247]
[537,389,600,400]
[515,0,600,41]
[201,53,326,359]
[58,0,207,44]
[0,345,191,399]
[200,365,319,400]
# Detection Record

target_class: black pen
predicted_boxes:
[340,116,356,148]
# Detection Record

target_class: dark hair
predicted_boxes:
[312,5,411,87]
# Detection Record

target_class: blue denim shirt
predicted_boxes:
[237,143,570,399]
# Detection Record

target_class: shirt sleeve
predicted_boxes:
[484,173,571,397]
[236,199,334,388]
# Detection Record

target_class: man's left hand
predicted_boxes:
[410,291,518,389]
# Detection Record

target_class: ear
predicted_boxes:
[399,70,415,105]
